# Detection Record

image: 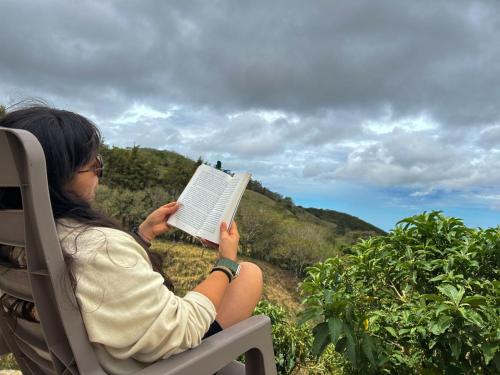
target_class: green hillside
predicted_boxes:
[94,144,385,277]
[301,207,386,235]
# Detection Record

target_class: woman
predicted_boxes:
[0,105,263,374]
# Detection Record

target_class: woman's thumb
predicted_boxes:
[163,202,180,212]
[220,221,228,235]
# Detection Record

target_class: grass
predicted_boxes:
[156,240,303,314]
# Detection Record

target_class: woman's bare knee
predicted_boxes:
[239,262,263,293]
[215,262,263,329]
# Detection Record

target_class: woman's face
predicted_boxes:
[65,155,102,202]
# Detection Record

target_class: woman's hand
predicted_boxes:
[217,221,239,261]
[138,202,179,242]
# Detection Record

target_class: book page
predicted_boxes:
[197,172,251,243]
[225,173,251,228]
[167,165,232,237]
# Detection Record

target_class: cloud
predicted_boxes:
[334,127,500,189]
[479,126,500,150]
[1,0,500,127]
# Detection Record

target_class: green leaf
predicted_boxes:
[311,322,330,357]
[327,317,343,344]
[343,323,358,367]
[455,286,465,306]
[435,303,454,315]
[480,342,498,364]
[385,326,398,338]
[429,315,453,335]
[429,274,447,282]
[437,284,464,306]
[448,337,462,360]
[428,338,438,349]
[461,295,488,306]
[297,307,321,325]
[459,308,484,328]
[335,337,347,353]
[493,351,500,372]
[361,333,378,366]
[422,294,444,302]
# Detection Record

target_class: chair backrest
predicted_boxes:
[0,127,106,374]
[0,126,278,375]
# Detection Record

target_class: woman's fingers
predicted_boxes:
[162,202,180,215]
[163,201,178,208]
[229,221,239,236]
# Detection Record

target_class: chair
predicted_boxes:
[0,127,277,375]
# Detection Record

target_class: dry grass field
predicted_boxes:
[157,240,303,314]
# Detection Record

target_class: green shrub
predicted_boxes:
[299,212,500,374]
[252,300,344,374]
[254,300,312,374]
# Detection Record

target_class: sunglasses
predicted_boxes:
[77,154,104,178]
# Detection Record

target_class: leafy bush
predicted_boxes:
[251,300,344,375]
[299,212,499,374]
[254,300,312,374]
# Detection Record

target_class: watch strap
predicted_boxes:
[210,266,233,282]
[214,258,240,277]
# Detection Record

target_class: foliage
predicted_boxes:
[0,105,5,118]
[251,300,345,375]
[253,300,312,374]
[93,185,172,228]
[236,195,282,261]
[99,144,195,196]
[273,221,337,277]
[299,211,500,374]
[0,354,19,370]
[247,178,285,202]
[236,191,340,277]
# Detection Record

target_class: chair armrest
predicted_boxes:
[137,315,277,375]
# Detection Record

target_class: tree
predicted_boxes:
[215,160,222,170]
[0,105,6,118]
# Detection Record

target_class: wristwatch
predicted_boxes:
[210,258,241,282]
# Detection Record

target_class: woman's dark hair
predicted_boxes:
[0,104,173,291]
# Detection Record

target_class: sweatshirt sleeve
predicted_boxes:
[69,227,217,363]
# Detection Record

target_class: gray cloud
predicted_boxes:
[479,126,500,150]
[334,127,500,189]
[1,0,500,127]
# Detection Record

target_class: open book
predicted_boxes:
[167,164,251,244]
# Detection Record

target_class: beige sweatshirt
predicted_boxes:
[56,219,217,375]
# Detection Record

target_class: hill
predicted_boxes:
[300,207,386,235]
[95,144,385,277]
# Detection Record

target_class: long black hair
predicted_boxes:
[0,104,173,290]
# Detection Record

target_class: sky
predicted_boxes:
[0,0,499,231]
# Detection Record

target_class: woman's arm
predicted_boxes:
[193,221,239,309]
